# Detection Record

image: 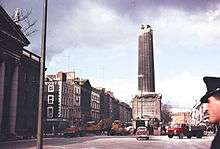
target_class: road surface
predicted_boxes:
[0,135,214,149]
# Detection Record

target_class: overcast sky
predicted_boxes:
[3,0,220,109]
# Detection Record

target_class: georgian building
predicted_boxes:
[104,91,120,121]
[44,72,81,134]
[191,102,208,125]
[98,88,110,119]
[112,98,120,120]
[171,111,191,125]
[119,102,132,123]
[105,92,114,120]
[0,6,40,139]
[91,88,100,121]
[78,79,92,123]
[73,80,81,122]
[44,77,62,134]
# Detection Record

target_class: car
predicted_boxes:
[167,124,204,139]
[125,126,135,135]
[167,124,184,139]
[63,125,85,137]
[136,126,149,140]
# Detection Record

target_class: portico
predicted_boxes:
[0,6,40,139]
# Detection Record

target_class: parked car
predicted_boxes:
[125,126,135,135]
[136,126,149,140]
[167,124,204,139]
[63,125,85,137]
[186,125,204,138]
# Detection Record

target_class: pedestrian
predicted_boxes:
[200,76,220,149]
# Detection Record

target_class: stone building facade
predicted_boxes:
[91,88,100,121]
[44,72,81,134]
[112,98,120,120]
[0,6,40,139]
[98,88,110,119]
[132,93,161,121]
[132,25,162,130]
[191,103,208,125]
[78,79,92,123]
[171,112,191,125]
[119,102,132,123]
[138,24,155,92]
[72,80,81,121]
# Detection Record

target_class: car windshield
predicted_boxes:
[170,124,182,128]
[137,127,147,131]
[70,125,77,128]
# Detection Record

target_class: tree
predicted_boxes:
[0,2,37,37]
[161,103,172,125]
[12,8,38,37]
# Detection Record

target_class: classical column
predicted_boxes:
[0,61,5,133]
[9,63,19,135]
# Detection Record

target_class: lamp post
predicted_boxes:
[37,0,48,149]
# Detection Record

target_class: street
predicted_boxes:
[0,135,213,149]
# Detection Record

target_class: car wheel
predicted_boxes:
[187,135,191,139]
[196,135,202,138]
[168,135,173,138]
[179,133,184,139]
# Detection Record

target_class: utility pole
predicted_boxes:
[37,0,48,149]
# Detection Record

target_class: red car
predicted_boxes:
[167,124,185,139]
[136,126,149,140]
[167,124,204,139]
[63,126,82,137]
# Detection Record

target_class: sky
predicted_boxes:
[2,0,220,109]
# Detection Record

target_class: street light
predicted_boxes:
[37,0,48,149]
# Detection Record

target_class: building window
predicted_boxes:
[48,84,54,92]
[64,97,66,105]
[76,96,79,102]
[47,107,53,118]
[48,95,54,104]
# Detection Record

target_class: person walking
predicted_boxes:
[200,76,220,149]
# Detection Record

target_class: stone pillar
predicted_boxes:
[0,61,5,133]
[9,64,19,135]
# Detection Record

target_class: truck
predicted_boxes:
[167,123,204,139]
[85,118,113,135]
[110,120,129,136]
[136,119,146,129]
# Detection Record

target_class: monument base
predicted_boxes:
[132,92,162,135]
